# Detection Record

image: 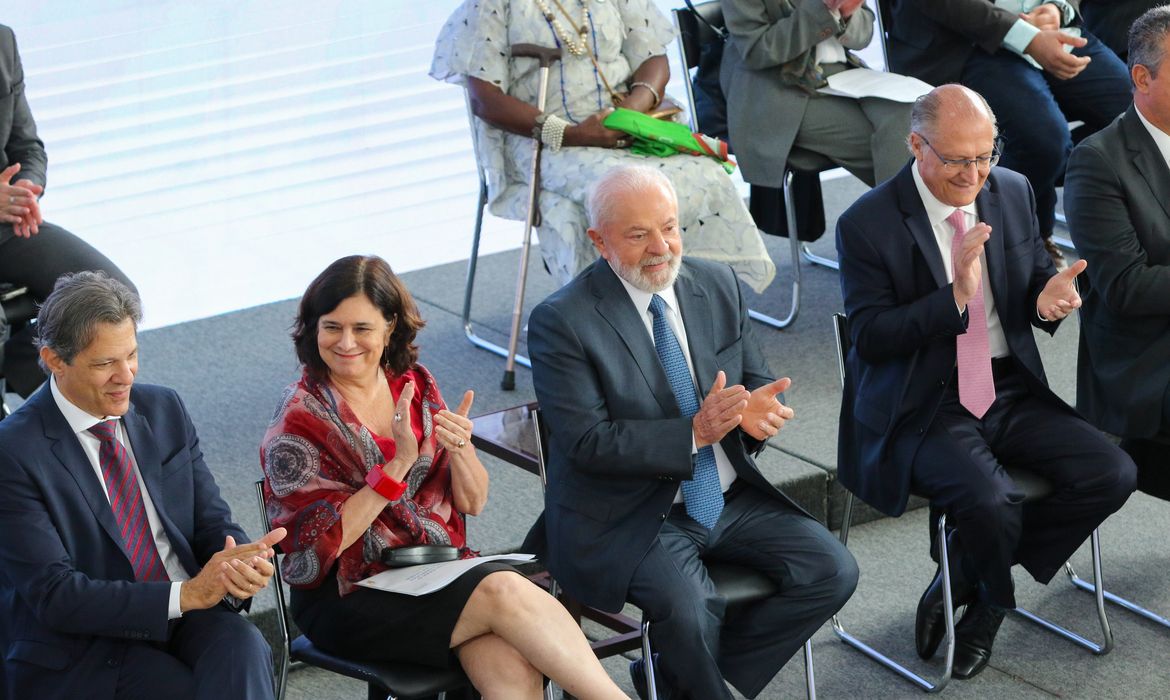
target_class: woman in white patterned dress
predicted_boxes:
[430,0,776,292]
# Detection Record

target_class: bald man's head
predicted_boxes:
[907,85,1000,207]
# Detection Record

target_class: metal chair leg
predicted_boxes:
[803,639,817,700]
[641,619,659,700]
[1066,559,1170,629]
[749,169,802,330]
[830,492,955,693]
[461,173,531,371]
[1009,529,1113,655]
[1051,212,1075,251]
[799,243,839,271]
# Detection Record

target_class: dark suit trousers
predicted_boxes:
[911,361,1136,608]
[625,485,858,699]
[0,221,135,397]
[113,606,273,700]
[1119,384,1170,501]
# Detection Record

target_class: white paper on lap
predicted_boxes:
[356,554,536,596]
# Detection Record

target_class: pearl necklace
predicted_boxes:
[535,0,591,56]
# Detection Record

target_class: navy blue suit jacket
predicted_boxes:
[835,163,1072,516]
[522,258,804,613]
[0,383,247,699]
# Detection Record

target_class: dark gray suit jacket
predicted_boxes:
[1065,105,1170,439]
[522,257,802,612]
[0,24,46,189]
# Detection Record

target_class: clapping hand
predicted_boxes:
[693,371,750,448]
[739,377,795,441]
[435,390,475,458]
[952,223,992,310]
[180,527,287,611]
[1036,258,1088,321]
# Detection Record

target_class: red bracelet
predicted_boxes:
[365,465,407,501]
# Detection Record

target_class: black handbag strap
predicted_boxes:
[683,0,728,42]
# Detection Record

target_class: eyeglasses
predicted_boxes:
[918,135,1002,172]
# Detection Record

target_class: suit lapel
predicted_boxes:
[1123,107,1170,222]
[896,166,948,288]
[591,262,680,415]
[675,266,716,392]
[38,388,133,565]
[976,183,1008,307]
[122,400,199,574]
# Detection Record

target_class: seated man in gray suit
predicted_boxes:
[1065,5,1170,501]
[524,164,857,700]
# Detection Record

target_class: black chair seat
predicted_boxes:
[290,636,468,699]
[707,563,778,607]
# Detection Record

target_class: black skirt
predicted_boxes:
[290,560,519,669]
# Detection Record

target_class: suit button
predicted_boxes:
[938,379,946,387]
[819,29,832,39]
[659,513,667,521]
[918,428,925,434]
[107,658,119,668]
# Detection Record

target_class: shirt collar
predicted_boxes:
[612,263,681,318]
[50,375,119,435]
[1134,103,1170,171]
[912,160,978,228]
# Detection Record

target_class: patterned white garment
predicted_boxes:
[430,0,776,292]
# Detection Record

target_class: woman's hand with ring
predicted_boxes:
[386,381,418,475]
[435,390,475,455]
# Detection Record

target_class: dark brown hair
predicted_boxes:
[292,255,425,382]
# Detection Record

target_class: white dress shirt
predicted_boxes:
[816,8,848,66]
[911,162,1010,358]
[615,273,739,503]
[51,377,189,619]
[1135,103,1170,171]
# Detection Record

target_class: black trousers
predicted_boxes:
[910,360,1136,608]
[0,221,135,397]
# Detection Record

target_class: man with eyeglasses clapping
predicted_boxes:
[834,84,1135,681]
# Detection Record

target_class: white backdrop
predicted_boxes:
[4,1,884,329]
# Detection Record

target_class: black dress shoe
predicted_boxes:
[952,601,1006,680]
[915,549,978,659]
[629,654,672,700]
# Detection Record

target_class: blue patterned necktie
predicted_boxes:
[649,294,723,529]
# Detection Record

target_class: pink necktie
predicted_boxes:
[948,210,996,419]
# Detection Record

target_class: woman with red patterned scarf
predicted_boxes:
[261,255,627,699]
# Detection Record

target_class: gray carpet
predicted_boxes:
[129,173,1170,698]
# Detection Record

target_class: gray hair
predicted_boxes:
[907,84,999,147]
[1129,5,1170,77]
[585,164,678,230]
[36,271,142,369]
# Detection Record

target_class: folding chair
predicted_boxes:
[530,410,817,700]
[828,313,1112,693]
[254,481,471,700]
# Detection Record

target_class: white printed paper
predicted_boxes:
[817,68,933,103]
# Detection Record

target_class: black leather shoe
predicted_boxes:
[915,543,978,660]
[629,654,672,700]
[952,600,1006,679]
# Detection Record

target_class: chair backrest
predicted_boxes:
[672,2,727,134]
[832,312,850,388]
[254,480,294,653]
[872,0,894,69]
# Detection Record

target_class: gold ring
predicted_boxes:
[393,412,403,422]
[457,438,466,448]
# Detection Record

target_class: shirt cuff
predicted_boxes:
[1003,19,1041,56]
[168,582,183,620]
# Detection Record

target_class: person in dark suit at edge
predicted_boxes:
[1066,5,1170,501]
[835,84,1135,680]
[523,164,857,699]
[0,271,285,699]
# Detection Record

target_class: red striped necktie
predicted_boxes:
[88,420,169,582]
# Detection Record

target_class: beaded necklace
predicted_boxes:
[534,0,590,56]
